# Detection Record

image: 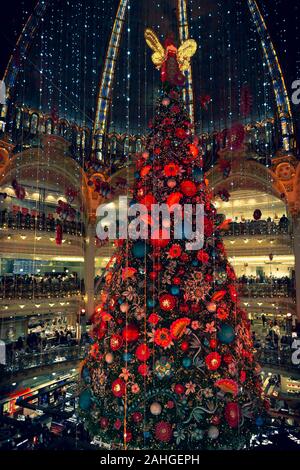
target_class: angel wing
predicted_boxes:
[144,28,165,69]
[177,39,197,71]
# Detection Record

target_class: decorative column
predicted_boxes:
[247,0,294,152]
[92,0,129,159]
[84,221,96,319]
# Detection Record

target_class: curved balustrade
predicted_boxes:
[3,344,89,373]
[0,275,84,300]
[223,219,290,237]
[0,210,85,237]
[3,342,299,375]
[257,346,299,373]
[238,282,294,299]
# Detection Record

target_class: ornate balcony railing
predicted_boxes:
[0,210,85,237]
[2,344,89,373]
[257,346,300,374]
[238,282,294,299]
[0,277,84,300]
[223,220,290,237]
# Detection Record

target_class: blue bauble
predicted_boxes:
[79,389,92,410]
[144,431,151,439]
[123,352,132,362]
[147,298,156,308]
[193,167,203,182]
[170,285,180,296]
[217,324,235,344]
[256,416,264,427]
[118,298,125,304]
[81,366,90,384]
[192,259,199,267]
[203,338,210,347]
[129,199,137,207]
[134,171,140,179]
[132,241,150,258]
[182,357,192,368]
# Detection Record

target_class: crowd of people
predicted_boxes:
[238,275,294,297]
[3,328,90,372]
[12,327,78,352]
[0,209,84,236]
[0,273,84,299]
[224,215,290,236]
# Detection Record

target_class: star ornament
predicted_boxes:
[122,267,137,281]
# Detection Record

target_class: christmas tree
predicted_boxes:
[80,29,267,450]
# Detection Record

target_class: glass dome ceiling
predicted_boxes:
[5,0,292,150]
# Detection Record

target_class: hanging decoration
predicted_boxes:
[240,84,253,117]
[217,188,231,202]
[253,209,262,221]
[12,179,26,200]
[198,94,212,110]
[55,222,63,245]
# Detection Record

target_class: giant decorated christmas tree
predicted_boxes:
[80,29,267,450]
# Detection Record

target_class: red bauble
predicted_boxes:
[240,370,246,383]
[124,431,133,443]
[223,353,234,364]
[180,180,197,197]
[110,334,123,351]
[211,415,220,426]
[122,324,140,343]
[135,343,151,361]
[210,339,217,349]
[181,341,189,352]
[148,313,160,325]
[224,402,241,428]
[205,352,221,371]
[153,262,163,272]
[112,378,126,397]
[180,253,189,263]
[175,128,187,139]
[172,277,181,285]
[159,294,176,311]
[100,417,109,429]
[138,363,149,376]
[180,304,189,313]
[149,271,158,280]
[132,412,143,423]
[114,419,122,430]
[197,249,209,263]
[166,400,175,409]
[174,384,185,395]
